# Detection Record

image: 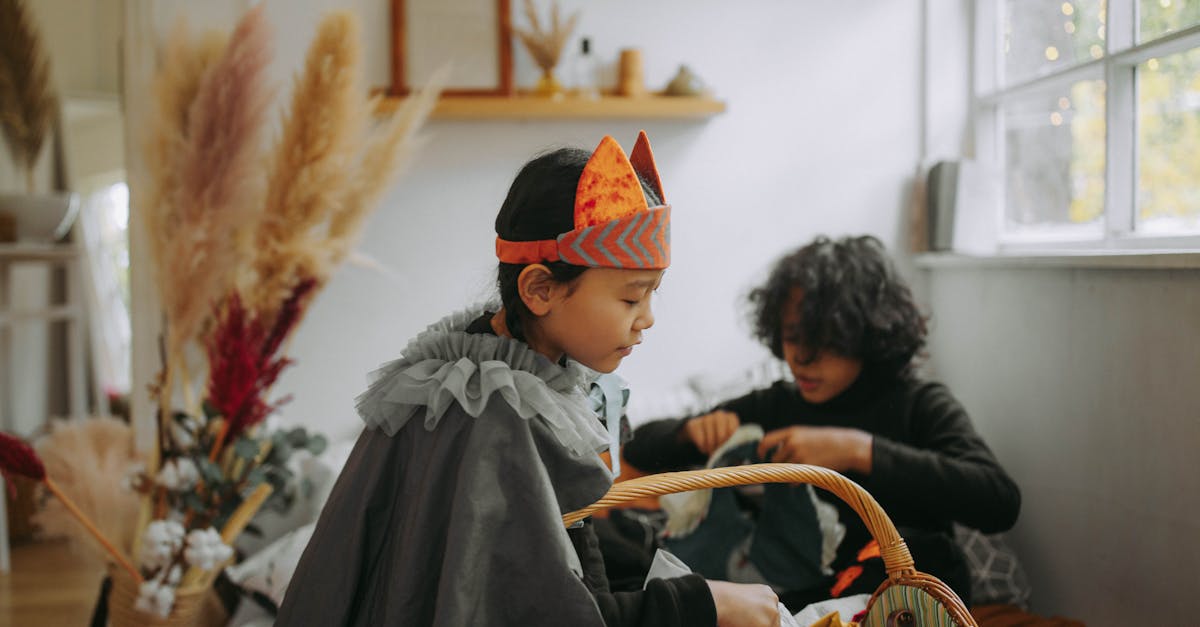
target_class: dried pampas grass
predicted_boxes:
[139,7,439,437]
[141,20,228,337]
[33,418,142,564]
[512,0,579,73]
[139,7,440,404]
[159,5,275,365]
[326,67,445,267]
[0,0,57,192]
[252,11,366,321]
[250,12,443,324]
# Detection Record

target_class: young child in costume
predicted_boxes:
[275,133,781,627]
[623,235,1021,610]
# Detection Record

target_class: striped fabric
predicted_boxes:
[556,206,670,269]
[858,584,960,627]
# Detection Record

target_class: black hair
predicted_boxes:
[747,235,927,378]
[495,147,662,341]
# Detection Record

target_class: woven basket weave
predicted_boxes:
[106,564,211,627]
[564,463,978,627]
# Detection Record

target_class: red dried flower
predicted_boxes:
[206,278,317,448]
[0,431,46,481]
[0,431,46,498]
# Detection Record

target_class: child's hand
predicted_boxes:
[706,580,781,627]
[756,426,873,474]
[682,410,741,455]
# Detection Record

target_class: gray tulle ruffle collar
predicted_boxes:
[354,303,610,457]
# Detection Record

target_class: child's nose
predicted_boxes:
[635,306,655,331]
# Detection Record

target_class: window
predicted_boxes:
[976,0,1200,250]
[76,176,132,396]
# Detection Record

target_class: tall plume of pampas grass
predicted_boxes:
[325,68,444,268]
[251,12,444,324]
[141,21,229,328]
[251,12,367,322]
[0,0,58,192]
[32,418,141,565]
[160,5,274,368]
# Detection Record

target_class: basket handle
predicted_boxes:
[562,463,916,578]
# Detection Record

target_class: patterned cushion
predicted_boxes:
[954,526,1032,609]
[860,584,959,626]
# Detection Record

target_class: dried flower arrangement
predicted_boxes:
[31,417,142,566]
[0,0,57,193]
[512,0,579,95]
[3,4,439,623]
[126,4,440,618]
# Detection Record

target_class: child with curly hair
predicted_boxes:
[623,235,1020,609]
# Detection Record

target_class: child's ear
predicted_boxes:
[517,264,560,316]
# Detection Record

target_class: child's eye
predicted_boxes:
[623,299,639,306]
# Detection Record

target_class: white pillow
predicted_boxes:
[226,522,315,608]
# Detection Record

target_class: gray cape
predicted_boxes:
[275,305,616,626]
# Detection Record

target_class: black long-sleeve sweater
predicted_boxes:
[623,371,1021,604]
[570,520,716,626]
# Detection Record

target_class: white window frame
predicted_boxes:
[974,0,1200,253]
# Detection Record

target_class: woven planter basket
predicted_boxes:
[564,463,978,627]
[106,563,214,627]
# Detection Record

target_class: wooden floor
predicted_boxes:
[0,540,104,627]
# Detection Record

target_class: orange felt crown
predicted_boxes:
[496,131,671,269]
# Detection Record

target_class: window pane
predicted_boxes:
[1139,0,1200,42]
[1137,47,1200,234]
[1005,0,1108,85]
[1004,80,1107,232]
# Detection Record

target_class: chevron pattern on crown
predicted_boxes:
[557,206,670,269]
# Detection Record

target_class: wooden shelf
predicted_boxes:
[0,242,79,262]
[379,94,726,120]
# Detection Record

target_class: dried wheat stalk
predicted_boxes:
[512,0,579,73]
[0,0,57,192]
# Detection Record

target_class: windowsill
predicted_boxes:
[913,250,1200,270]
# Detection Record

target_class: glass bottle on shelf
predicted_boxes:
[572,38,601,100]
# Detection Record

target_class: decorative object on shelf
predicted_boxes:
[119,4,441,621]
[570,37,601,100]
[922,159,1000,255]
[0,0,58,193]
[617,48,646,98]
[925,161,959,252]
[390,0,513,97]
[512,0,580,97]
[0,192,80,242]
[664,64,711,97]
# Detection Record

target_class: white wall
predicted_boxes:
[924,267,1200,624]
[245,0,925,439]
[28,0,122,96]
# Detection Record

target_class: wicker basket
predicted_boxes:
[104,484,267,626]
[564,463,978,627]
[106,563,215,627]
